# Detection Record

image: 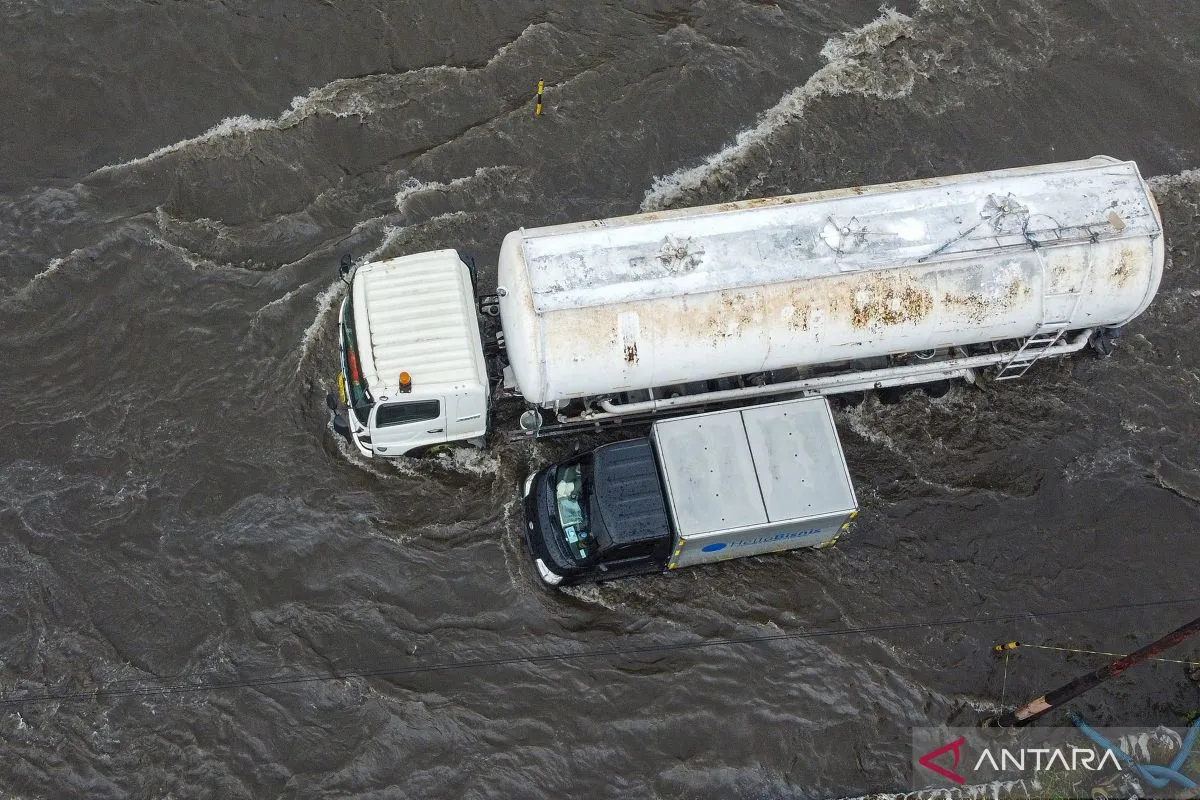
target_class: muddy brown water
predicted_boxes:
[1,1,1199,797]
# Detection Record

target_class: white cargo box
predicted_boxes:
[652,397,858,569]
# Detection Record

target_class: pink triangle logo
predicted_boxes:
[918,736,967,784]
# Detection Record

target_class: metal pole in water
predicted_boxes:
[535,80,544,116]
[989,614,1200,727]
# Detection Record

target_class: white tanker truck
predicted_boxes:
[329,157,1163,458]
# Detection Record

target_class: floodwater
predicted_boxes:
[1,1,1199,797]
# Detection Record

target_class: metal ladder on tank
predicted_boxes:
[994,246,1090,381]
[993,322,1073,380]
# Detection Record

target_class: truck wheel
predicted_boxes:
[921,380,952,398]
[405,443,455,458]
[1089,327,1120,358]
[831,391,867,409]
[876,386,911,405]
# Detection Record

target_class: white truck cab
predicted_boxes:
[334,250,489,458]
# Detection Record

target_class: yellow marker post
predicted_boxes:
[535,80,544,116]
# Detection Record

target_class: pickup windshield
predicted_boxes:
[554,460,598,561]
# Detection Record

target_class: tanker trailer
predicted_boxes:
[497,155,1163,433]
[330,157,1162,456]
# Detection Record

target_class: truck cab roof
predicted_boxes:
[590,438,671,549]
[350,249,487,396]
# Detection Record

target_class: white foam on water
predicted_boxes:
[87,21,551,179]
[559,583,626,612]
[394,165,513,213]
[346,215,390,239]
[1061,445,1135,483]
[1148,168,1200,192]
[154,207,236,243]
[248,285,305,336]
[330,430,421,480]
[24,256,66,289]
[359,212,470,255]
[10,228,140,301]
[415,210,471,226]
[92,115,280,176]
[841,401,910,455]
[90,78,417,177]
[839,400,976,495]
[833,778,1046,800]
[957,695,1005,714]
[147,229,222,272]
[294,279,345,374]
[358,225,409,261]
[641,6,923,210]
[86,79,401,177]
[396,176,433,210]
[483,21,551,68]
[496,496,536,592]
[252,287,300,318]
[326,412,498,482]
[432,446,502,479]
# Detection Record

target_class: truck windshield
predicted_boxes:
[554,461,597,561]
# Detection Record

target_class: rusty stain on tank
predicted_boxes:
[758,273,936,334]
[1046,250,1087,294]
[943,277,1024,323]
[704,291,759,341]
[1112,247,1137,286]
[712,196,801,212]
[848,275,933,328]
[739,194,796,206]
[624,342,638,364]
[786,300,812,331]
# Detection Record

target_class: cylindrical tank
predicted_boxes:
[498,157,1164,406]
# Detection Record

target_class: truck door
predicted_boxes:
[446,390,487,441]
[369,397,447,456]
[596,539,670,580]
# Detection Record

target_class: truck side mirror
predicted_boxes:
[339,254,354,282]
